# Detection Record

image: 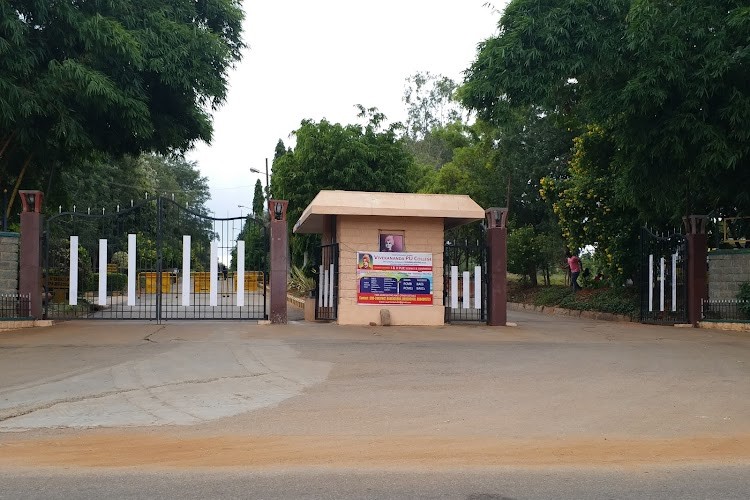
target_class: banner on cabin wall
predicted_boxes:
[356,252,433,305]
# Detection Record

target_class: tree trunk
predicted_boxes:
[0,132,15,160]
[527,267,538,287]
[7,153,33,221]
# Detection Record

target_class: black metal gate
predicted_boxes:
[639,227,688,324]
[43,197,268,321]
[314,243,338,320]
[444,240,487,323]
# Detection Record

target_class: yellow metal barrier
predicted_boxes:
[193,272,211,293]
[139,272,174,294]
[233,271,264,292]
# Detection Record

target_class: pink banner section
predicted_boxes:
[356,252,433,305]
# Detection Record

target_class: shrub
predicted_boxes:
[738,282,750,317]
[288,265,315,297]
[85,273,129,292]
[111,251,128,271]
[533,286,573,306]
[559,287,639,317]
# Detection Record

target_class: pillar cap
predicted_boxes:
[19,190,44,214]
[269,199,288,221]
[682,215,708,234]
[485,207,508,229]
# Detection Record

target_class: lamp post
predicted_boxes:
[249,158,270,201]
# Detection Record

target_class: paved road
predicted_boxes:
[2,465,749,499]
[0,311,748,497]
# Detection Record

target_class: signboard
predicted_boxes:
[357,252,433,305]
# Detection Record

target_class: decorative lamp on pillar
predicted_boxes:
[19,190,44,214]
[485,207,508,229]
[269,199,288,221]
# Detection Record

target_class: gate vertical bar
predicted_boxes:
[98,239,107,306]
[128,234,136,306]
[156,196,163,323]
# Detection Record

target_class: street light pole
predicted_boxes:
[264,157,269,200]
[250,159,270,202]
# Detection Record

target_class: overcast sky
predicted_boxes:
[188,0,506,220]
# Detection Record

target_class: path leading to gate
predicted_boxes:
[0,311,749,469]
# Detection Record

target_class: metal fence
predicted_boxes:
[0,293,31,320]
[314,243,338,321]
[702,299,750,323]
[444,241,487,323]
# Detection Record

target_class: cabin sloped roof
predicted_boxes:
[293,190,485,234]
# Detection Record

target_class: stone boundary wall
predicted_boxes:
[0,232,19,295]
[708,250,750,301]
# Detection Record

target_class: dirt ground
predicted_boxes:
[1,312,749,470]
[2,434,750,469]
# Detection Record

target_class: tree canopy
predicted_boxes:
[462,0,750,220]
[271,111,416,264]
[461,0,750,283]
[0,0,244,216]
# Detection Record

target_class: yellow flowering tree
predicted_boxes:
[541,126,639,284]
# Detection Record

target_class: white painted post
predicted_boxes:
[318,264,324,306]
[328,263,334,308]
[474,266,482,310]
[648,254,654,312]
[450,266,459,309]
[209,241,218,307]
[660,256,665,312]
[98,239,107,306]
[236,240,245,307]
[127,234,136,306]
[181,235,191,306]
[69,236,79,306]
[323,268,329,307]
[462,271,470,309]
[671,252,678,312]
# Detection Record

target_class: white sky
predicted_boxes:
[188,0,505,220]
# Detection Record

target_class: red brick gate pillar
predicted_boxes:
[268,199,289,324]
[486,207,508,326]
[19,190,44,319]
[684,215,708,327]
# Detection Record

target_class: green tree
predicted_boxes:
[403,72,465,141]
[462,0,750,220]
[0,0,244,219]
[271,111,416,265]
[541,126,640,284]
[507,225,553,286]
[231,179,268,273]
[252,179,264,217]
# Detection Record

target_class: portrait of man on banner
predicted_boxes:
[379,233,404,252]
[358,253,373,269]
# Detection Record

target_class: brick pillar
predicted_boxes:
[684,215,708,327]
[486,207,508,326]
[19,190,44,319]
[268,199,289,324]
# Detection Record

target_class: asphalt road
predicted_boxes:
[1,311,748,498]
[2,466,749,499]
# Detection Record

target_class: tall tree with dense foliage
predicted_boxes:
[271,112,416,264]
[462,0,750,283]
[0,0,244,217]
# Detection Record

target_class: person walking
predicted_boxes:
[566,251,582,292]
